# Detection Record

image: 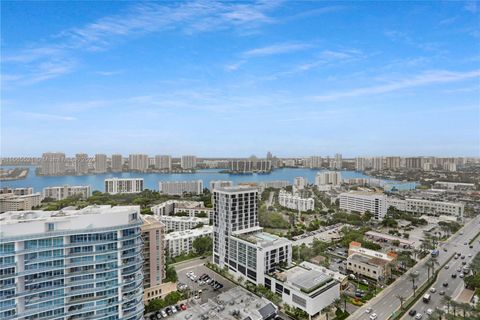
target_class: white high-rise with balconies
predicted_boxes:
[75,153,89,175]
[181,155,197,169]
[111,154,123,172]
[154,155,172,170]
[0,205,145,320]
[213,186,292,285]
[129,154,149,172]
[40,152,66,175]
[158,180,203,196]
[105,178,144,194]
[95,154,107,173]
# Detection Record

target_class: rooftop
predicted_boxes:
[165,226,213,240]
[233,228,291,248]
[349,253,389,267]
[271,262,337,294]
[214,186,259,193]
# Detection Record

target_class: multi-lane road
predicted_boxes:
[348,215,480,320]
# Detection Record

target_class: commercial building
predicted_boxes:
[154,155,172,170]
[209,180,233,191]
[405,199,464,218]
[94,154,107,173]
[159,216,209,232]
[433,181,476,191]
[111,154,123,172]
[142,216,173,303]
[278,190,314,212]
[315,171,342,187]
[339,191,387,220]
[0,205,145,320]
[129,154,149,172]
[158,180,203,196]
[105,178,144,194]
[151,200,211,218]
[265,262,340,317]
[0,193,43,213]
[75,153,89,175]
[181,155,197,169]
[213,186,292,285]
[165,226,213,257]
[347,241,397,281]
[40,152,66,175]
[43,185,92,200]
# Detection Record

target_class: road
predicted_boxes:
[400,243,478,320]
[348,215,480,320]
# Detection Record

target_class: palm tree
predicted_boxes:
[458,302,471,318]
[396,294,405,310]
[333,298,341,313]
[340,293,348,313]
[409,272,419,295]
[443,295,452,314]
[322,305,333,320]
[431,309,444,320]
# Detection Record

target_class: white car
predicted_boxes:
[369,313,378,320]
[365,308,372,314]
[430,287,436,293]
[426,309,433,315]
[415,313,422,319]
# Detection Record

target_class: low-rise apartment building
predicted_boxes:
[278,190,314,212]
[405,198,464,218]
[43,185,92,200]
[158,180,203,196]
[151,200,212,218]
[0,193,43,213]
[165,226,213,257]
[104,178,144,194]
[339,191,387,220]
[265,261,340,318]
[0,187,34,195]
[159,216,209,232]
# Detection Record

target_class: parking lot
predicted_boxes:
[177,264,236,304]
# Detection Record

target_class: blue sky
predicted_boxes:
[1,1,479,157]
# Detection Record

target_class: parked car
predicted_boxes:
[369,313,377,320]
[415,313,422,319]
[443,282,448,287]
[409,309,417,316]
[365,308,372,314]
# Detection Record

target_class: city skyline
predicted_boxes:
[2,1,480,157]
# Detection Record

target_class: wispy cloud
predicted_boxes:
[464,1,478,13]
[95,70,123,76]
[3,1,282,85]
[243,42,312,57]
[18,112,76,121]
[313,69,480,101]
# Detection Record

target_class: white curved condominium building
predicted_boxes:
[0,205,145,320]
[278,190,314,212]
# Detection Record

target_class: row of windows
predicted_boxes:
[70,232,117,243]
[25,237,63,249]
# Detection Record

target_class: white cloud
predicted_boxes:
[313,69,480,101]
[18,112,76,121]
[243,42,311,57]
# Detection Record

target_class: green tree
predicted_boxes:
[165,265,178,282]
[192,236,213,255]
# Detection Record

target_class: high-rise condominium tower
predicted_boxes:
[0,205,145,320]
[40,152,66,175]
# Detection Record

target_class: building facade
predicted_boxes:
[212,186,292,285]
[180,155,197,169]
[129,154,149,172]
[159,216,209,232]
[158,180,203,196]
[154,155,172,171]
[94,154,107,173]
[0,193,43,213]
[40,152,66,175]
[111,154,123,172]
[75,153,89,175]
[0,205,144,320]
[165,226,213,257]
[339,192,388,220]
[347,241,397,281]
[104,178,144,194]
[43,185,92,200]
[278,190,314,212]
